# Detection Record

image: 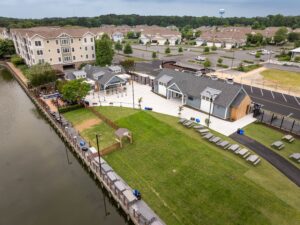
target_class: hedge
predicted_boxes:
[58,104,84,113]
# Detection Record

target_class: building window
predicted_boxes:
[80,47,82,49]
[91,46,94,50]
[92,54,95,58]
[85,46,87,51]
[48,49,50,52]
[60,39,69,45]
[38,59,44,64]
[35,41,42,46]
[58,57,61,62]
[64,56,71,62]
[57,49,60,53]
[73,56,76,60]
[81,55,83,58]
[91,38,93,42]
[188,96,194,101]
[72,47,74,52]
[47,40,49,43]
[84,38,87,43]
[71,39,73,43]
[37,50,43,55]
[79,38,81,41]
[86,54,88,59]
[50,58,52,62]
[56,40,58,45]
[62,47,70,53]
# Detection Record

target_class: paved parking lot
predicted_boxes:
[243,84,300,120]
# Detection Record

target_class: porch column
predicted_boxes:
[181,95,184,105]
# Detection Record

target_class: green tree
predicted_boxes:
[61,79,91,103]
[178,47,183,53]
[295,40,300,48]
[217,58,223,64]
[274,27,288,44]
[10,55,24,66]
[204,46,210,53]
[165,47,171,54]
[114,41,123,53]
[211,44,217,51]
[123,42,133,54]
[288,32,300,42]
[95,36,114,66]
[27,63,57,87]
[255,51,261,58]
[237,63,245,71]
[0,39,15,58]
[203,59,211,68]
[120,59,135,72]
[152,51,157,59]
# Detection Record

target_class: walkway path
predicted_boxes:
[230,133,300,187]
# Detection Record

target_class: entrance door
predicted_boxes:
[200,99,213,113]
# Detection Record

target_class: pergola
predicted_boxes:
[115,128,133,148]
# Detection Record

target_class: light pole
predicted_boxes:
[206,91,217,128]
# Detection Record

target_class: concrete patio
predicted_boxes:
[84,82,256,136]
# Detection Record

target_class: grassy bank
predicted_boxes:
[260,69,300,89]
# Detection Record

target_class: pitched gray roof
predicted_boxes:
[83,64,126,86]
[156,69,243,108]
[158,75,173,84]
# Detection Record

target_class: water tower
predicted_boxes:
[219,9,225,18]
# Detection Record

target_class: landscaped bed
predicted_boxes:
[244,122,300,169]
[65,106,300,225]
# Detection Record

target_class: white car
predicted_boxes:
[195,56,206,61]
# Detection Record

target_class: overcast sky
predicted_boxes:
[0,0,299,18]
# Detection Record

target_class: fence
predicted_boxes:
[254,109,300,136]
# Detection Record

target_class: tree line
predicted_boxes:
[1,14,300,29]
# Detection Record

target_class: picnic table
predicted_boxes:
[236,148,249,157]
[228,144,240,152]
[217,141,230,149]
[210,136,221,143]
[289,153,300,163]
[271,141,285,150]
[246,154,261,165]
[193,125,205,129]
[203,133,214,139]
[282,135,295,143]
[198,129,209,135]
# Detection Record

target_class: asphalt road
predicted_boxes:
[231,133,300,187]
[243,84,300,120]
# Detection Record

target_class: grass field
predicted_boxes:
[244,122,300,169]
[64,107,300,225]
[260,69,300,89]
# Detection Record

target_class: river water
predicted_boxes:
[0,67,127,225]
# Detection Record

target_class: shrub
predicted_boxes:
[58,104,84,113]
[217,58,223,64]
[217,64,229,68]
[211,45,217,51]
[152,51,157,59]
[203,59,211,68]
[123,42,133,54]
[11,55,24,66]
[178,47,183,53]
[255,52,261,58]
[294,56,300,62]
[27,63,57,87]
[204,47,210,53]
[165,47,171,54]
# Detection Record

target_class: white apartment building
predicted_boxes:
[0,27,10,40]
[10,27,97,70]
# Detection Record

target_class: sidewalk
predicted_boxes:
[84,82,256,136]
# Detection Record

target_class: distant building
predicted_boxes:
[11,27,97,70]
[112,32,124,43]
[291,47,300,60]
[154,69,251,121]
[0,27,10,40]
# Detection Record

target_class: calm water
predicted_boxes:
[0,67,127,225]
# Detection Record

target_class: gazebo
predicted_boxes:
[115,128,133,148]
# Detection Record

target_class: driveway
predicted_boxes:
[230,133,300,187]
[84,82,256,136]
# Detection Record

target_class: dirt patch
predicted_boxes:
[75,118,102,132]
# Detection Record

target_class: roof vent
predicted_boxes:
[226,77,234,84]
[211,75,218,80]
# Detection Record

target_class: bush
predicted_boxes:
[27,63,57,87]
[178,47,183,53]
[204,47,210,53]
[294,56,300,62]
[79,63,87,69]
[165,47,171,54]
[243,60,254,64]
[217,58,223,64]
[203,59,211,68]
[11,55,25,66]
[123,42,133,54]
[255,52,261,58]
[211,45,217,51]
[58,104,84,113]
[152,51,157,59]
[217,64,229,68]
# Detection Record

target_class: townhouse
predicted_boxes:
[154,69,251,121]
[10,27,97,70]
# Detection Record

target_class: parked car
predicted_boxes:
[195,56,206,61]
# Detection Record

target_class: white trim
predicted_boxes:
[104,75,126,87]
[167,82,183,95]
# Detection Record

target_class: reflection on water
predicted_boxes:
[0,67,127,225]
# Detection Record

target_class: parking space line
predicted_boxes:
[250,86,253,93]
[282,93,287,102]
[270,90,275,99]
[260,88,263,96]
[294,96,300,106]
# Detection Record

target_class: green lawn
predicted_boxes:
[244,122,300,169]
[63,107,300,225]
[81,123,116,150]
[63,108,98,126]
[260,69,300,89]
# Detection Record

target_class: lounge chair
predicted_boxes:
[203,133,214,139]
[198,129,209,135]
[210,136,221,143]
